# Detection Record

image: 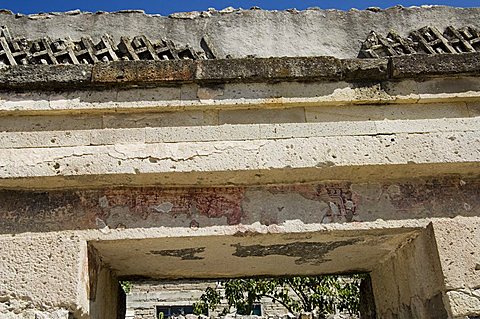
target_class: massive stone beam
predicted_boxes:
[1,6,480,319]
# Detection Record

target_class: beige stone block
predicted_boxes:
[467,102,480,117]
[375,117,480,135]
[89,128,145,146]
[49,90,118,111]
[1,99,50,112]
[0,233,89,318]
[102,111,206,128]
[306,103,470,122]
[371,226,448,319]
[447,289,480,318]
[88,221,420,280]
[180,84,200,101]
[3,117,479,149]
[0,115,103,132]
[0,130,91,148]
[116,87,182,109]
[432,217,480,290]
[145,124,261,144]
[202,110,219,125]
[258,121,377,139]
[219,107,305,124]
[1,130,480,189]
[217,82,347,100]
[0,80,479,117]
[0,92,50,112]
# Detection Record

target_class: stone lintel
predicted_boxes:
[1,53,480,90]
[1,177,479,234]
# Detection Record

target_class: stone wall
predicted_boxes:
[0,6,479,59]
[126,280,289,319]
[0,6,480,319]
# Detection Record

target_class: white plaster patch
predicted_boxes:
[98,196,109,208]
[153,202,174,213]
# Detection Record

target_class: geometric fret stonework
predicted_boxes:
[0,26,211,66]
[359,25,480,58]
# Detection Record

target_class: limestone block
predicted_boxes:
[391,52,480,79]
[258,121,376,139]
[146,124,259,144]
[0,309,70,319]
[0,130,91,148]
[0,115,102,133]
[0,98,50,113]
[102,111,208,128]
[433,217,480,290]
[0,233,89,318]
[374,117,479,135]
[89,128,145,146]
[432,217,480,317]
[218,108,305,124]
[1,130,480,189]
[0,78,480,116]
[116,87,181,106]
[467,102,480,117]
[306,103,470,122]
[2,117,480,150]
[48,89,118,111]
[447,289,480,319]
[370,226,448,319]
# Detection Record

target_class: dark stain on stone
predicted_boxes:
[425,292,449,319]
[232,239,360,265]
[389,292,448,319]
[0,190,87,234]
[386,178,480,218]
[149,247,205,260]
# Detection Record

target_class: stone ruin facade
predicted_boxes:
[125,280,291,319]
[1,5,480,319]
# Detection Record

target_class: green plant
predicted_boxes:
[120,281,133,294]
[193,275,364,318]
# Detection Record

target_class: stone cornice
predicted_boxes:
[0,52,480,90]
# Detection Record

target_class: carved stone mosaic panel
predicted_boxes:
[359,25,480,58]
[0,26,211,66]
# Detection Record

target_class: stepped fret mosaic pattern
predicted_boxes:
[359,25,480,58]
[0,26,210,66]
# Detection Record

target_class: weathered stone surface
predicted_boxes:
[391,52,480,79]
[0,233,89,318]
[87,221,423,279]
[0,26,203,66]
[0,177,479,234]
[359,25,480,58]
[371,224,449,319]
[1,117,478,150]
[195,57,343,83]
[2,6,480,319]
[1,128,480,189]
[92,60,196,84]
[433,218,480,318]
[0,64,92,88]
[341,58,388,81]
[0,52,479,90]
[2,79,479,115]
[0,6,480,59]
[0,309,71,319]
